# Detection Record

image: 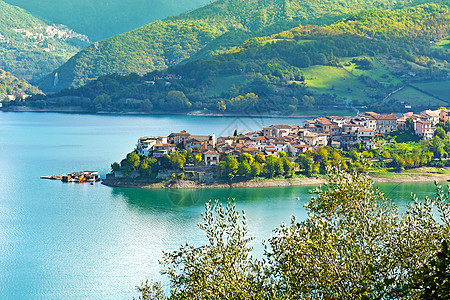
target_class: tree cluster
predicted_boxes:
[137,166,450,299]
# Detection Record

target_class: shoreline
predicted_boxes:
[102,172,450,190]
[0,106,342,118]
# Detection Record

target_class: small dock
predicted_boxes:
[41,171,101,183]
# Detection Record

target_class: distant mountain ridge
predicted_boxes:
[0,1,89,82]
[38,0,414,93]
[3,0,210,41]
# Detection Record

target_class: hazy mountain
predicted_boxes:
[3,0,210,41]
[0,1,89,82]
[38,0,410,93]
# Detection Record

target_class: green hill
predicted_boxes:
[26,2,449,115]
[0,69,40,100]
[3,0,210,42]
[38,0,411,93]
[0,1,89,82]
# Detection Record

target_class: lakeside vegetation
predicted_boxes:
[136,166,450,299]
[19,2,450,115]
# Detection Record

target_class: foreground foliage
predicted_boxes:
[137,166,450,299]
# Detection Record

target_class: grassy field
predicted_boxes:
[301,65,372,104]
[411,81,450,101]
[342,56,402,86]
[385,86,447,107]
[369,166,450,178]
[434,39,450,50]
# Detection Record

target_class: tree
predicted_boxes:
[264,155,278,177]
[405,240,450,298]
[111,162,120,172]
[241,153,254,165]
[282,157,294,177]
[316,147,328,162]
[302,95,315,109]
[275,158,284,175]
[164,91,192,112]
[140,157,157,177]
[435,126,446,139]
[268,166,450,299]
[392,154,406,170]
[225,155,239,178]
[238,161,251,177]
[255,153,265,164]
[194,153,203,165]
[93,93,111,111]
[299,154,313,176]
[349,149,360,161]
[148,201,267,299]
[406,118,415,132]
[362,150,373,159]
[126,152,140,170]
[170,152,186,170]
[382,150,391,159]
[250,162,262,177]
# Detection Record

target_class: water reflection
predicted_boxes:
[110,185,316,211]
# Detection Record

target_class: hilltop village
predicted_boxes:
[104,108,450,186]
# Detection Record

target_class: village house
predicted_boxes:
[217,136,235,145]
[153,144,176,158]
[264,145,278,156]
[168,130,191,145]
[203,150,220,166]
[264,124,297,137]
[357,128,376,149]
[362,112,397,133]
[287,143,312,156]
[241,147,260,156]
[415,120,435,140]
[136,136,168,156]
[314,118,333,135]
[184,134,216,151]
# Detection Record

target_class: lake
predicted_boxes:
[0,112,444,299]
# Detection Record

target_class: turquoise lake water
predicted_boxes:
[0,112,445,299]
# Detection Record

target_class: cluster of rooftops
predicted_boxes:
[135,109,449,166]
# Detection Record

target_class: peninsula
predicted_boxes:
[103,108,450,189]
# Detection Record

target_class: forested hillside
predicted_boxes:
[0,1,89,82]
[0,69,40,100]
[38,0,411,93]
[3,0,209,41]
[23,2,449,115]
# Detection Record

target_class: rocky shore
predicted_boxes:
[101,172,450,190]
[101,177,328,190]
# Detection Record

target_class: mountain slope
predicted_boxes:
[0,1,89,82]
[0,69,40,100]
[31,2,450,114]
[38,0,409,93]
[3,0,210,42]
